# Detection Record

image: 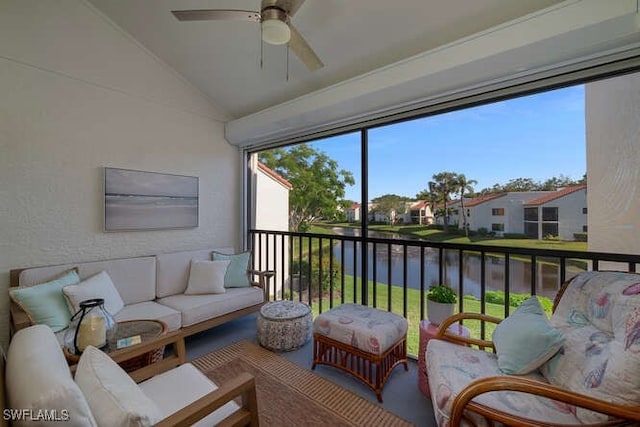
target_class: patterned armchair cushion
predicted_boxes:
[541,271,640,423]
[426,340,581,426]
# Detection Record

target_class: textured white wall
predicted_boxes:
[552,189,587,240]
[255,166,290,297]
[586,74,640,255]
[0,0,239,349]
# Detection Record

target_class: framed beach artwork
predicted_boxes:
[104,167,199,231]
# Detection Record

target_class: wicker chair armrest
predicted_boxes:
[154,372,259,427]
[451,375,640,426]
[435,313,502,351]
[248,269,275,289]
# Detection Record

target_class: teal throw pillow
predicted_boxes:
[493,296,565,375]
[10,269,80,332]
[212,251,251,288]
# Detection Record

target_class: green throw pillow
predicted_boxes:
[10,269,80,332]
[212,251,251,288]
[493,296,565,375]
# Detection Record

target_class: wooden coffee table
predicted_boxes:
[65,319,168,371]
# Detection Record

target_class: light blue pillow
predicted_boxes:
[493,296,565,375]
[212,251,251,288]
[10,269,80,332]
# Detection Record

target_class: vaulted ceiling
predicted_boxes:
[86,0,564,119]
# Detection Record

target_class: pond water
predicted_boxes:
[330,227,583,299]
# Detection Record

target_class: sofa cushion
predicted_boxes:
[156,287,264,327]
[139,363,239,426]
[185,259,229,295]
[10,268,80,332]
[75,346,162,426]
[18,256,157,305]
[426,339,581,426]
[541,271,640,423]
[493,296,564,375]
[114,301,182,331]
[156,248,233,298]
[63,271,125,315]
[212,251,251,288]
[6,325,97,427]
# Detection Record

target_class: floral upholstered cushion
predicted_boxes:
[313,304,408,355]
[426,339,582,426]
[541,271,640,423]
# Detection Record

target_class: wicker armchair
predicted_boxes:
[426,271,640,426]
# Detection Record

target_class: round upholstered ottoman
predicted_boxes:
[257,300,312,352]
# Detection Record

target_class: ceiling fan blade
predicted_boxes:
[261,0,305,17]
[171,10,260,22]
[288,24,323,71]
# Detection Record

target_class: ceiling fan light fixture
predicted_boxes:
[261,7,290,45]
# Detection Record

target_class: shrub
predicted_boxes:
[573,232,588,242]
[484,291,553,314]
[543,234,562,241]
[503,233,529,239]
[291,257,339,295]
[282,289,299,301]
[477,227,489,236]
[449,228,466,235]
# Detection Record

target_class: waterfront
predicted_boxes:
[331,227,584,299]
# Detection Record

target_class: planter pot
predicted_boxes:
[427,299,455,326]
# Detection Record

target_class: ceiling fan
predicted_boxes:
[171,0,323,71]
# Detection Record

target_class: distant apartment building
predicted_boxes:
[467,192,552,235]
[463,186,587,239]
[434,199,462,227]
[345,203,361,222]
[410,200,434,225]
[523,185,587,240]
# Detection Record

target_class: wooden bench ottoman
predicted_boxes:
[311,303,408,402]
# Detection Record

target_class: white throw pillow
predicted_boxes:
[185,259,230,295]
[63,271,125,315]
[75,346,162,427]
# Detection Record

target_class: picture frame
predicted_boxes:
[104,167,199,231]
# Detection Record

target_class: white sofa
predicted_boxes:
[9,247,270,339]
[3,324,258,426]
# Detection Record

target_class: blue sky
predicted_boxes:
[309,85,586,203]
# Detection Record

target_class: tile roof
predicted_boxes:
[464,193,506,207]
[257,162,293,190]
[410,200,428,209]
[523,185,586,206]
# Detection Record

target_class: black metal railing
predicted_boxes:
[249,228,640,355]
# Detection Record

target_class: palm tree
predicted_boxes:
[429,172,458,233]
[455,174,477,237]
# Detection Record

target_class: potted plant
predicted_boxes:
[426,285,457,326]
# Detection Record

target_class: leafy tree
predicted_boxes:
[479,175,585,195]
[370,194,411,224]
[540,174,577,191]
[421,172,459,232]
[259,144,355,232]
